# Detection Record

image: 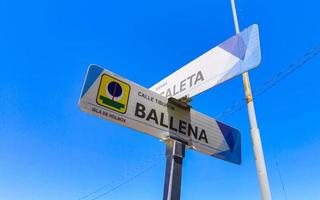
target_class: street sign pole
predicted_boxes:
[163,140,185,200]
[230,0,272,199]
[163,98,189,200]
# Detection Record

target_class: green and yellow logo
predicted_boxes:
[96,74,130,114]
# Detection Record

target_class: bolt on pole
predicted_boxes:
[230,0,272,199]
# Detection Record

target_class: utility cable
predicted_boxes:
[272,148,288,200]
[216,45,320,120]
[77,153,163,200]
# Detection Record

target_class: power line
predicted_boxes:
[89,162,157,200]
[216,44,320,120]
[77,153,163,200]
[216,44,320,200]
[272,149,288,200]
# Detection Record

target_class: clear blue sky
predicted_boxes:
[1,0,320,200]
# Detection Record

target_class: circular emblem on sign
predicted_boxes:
[107,81,123,100]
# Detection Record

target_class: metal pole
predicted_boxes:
[230,0,272,199]
[163,140,185,200]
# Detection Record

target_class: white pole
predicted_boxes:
[230,1,272,200]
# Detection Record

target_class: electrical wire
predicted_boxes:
[215,44,320,200]
[216,45,320,120]
[272,149,288,200]
[77,153,163,200]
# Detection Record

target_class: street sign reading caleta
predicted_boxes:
[79,64,241,164]
[150,24,261,99]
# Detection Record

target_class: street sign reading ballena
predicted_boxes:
[79,65,241,164]
[150,24,261,99]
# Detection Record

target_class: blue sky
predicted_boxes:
[1,0,320,200]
